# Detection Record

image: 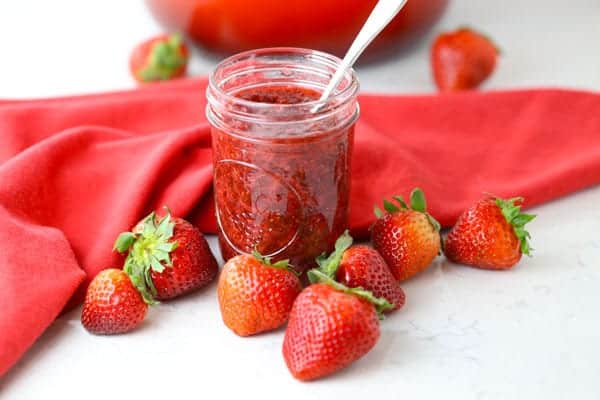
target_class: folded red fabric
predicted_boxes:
[1,77,599,376]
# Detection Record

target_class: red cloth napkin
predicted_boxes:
[1,77,600,376]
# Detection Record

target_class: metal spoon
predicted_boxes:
[314,0,409,111]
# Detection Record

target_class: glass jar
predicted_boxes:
[206,47,359,272]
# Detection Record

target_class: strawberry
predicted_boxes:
[81,269,147,335]
[371,188,441,281]
[114,209,218,302]
[444,196,535,269]
[283,269,392,381]
[129,33,189,84]
[217,251,302,336]
[431,27,498,92]
[316,231,405,312]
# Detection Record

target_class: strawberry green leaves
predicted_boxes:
[315,230,353,278]
[123,259,156,305]
[130,211,178,271]
[307,269,393,317]
[495,197,536,256]
[114,208,179,304]
[425,214,441,232]
[374,188,441,232]
[410,188,426,212]
[311,231,394,317]
[139,34,187,82]
[393,195,408,209]
[383,199,400,213]
[113,232,136,253]
[252,249,297,275]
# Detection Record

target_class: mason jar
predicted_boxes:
[206,47,359,272]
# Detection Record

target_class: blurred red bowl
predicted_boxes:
[145,0,449,57]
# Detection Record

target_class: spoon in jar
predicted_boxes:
[313,0,409,112]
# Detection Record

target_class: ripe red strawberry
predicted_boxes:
[316,231,405,312]
[371,188,441,282]
[81,269,147,335]
[217,252,302,336]
[114,209,218,301]
[444,196,535,269]
[129,33,189,84]
[431,27,498,92]
[283,270,392,381]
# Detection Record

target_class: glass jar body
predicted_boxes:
[206,48,359,272]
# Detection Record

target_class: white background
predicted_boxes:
[1,1,600,399]
[1,0,599,98]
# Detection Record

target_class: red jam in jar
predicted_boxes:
[206,48,359,272]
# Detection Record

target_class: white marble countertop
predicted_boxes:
[1,1,599,399]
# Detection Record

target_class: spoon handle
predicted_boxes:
[318,0,409,103]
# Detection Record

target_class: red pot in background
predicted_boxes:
[145,0,449,58]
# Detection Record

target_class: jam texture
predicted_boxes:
[212,86,354,272]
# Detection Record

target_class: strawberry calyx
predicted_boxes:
[138,33,187,82]
[374,188,441,232]
[494,196,536,256]
[307,269,393,318]
[252,249,298,275]
[315,230,353,278]
[113,208,179,304]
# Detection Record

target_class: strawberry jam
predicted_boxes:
[235,86,319,104]
[206,48,359,272]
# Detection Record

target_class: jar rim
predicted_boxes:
[207,47,359,111]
